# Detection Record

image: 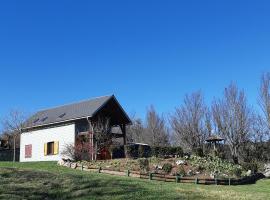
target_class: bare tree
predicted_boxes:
[170,91,209,152]
[144,106,170,146]
[1,109,27,162]
[212,83,252,164]
[61,143,80,161]
[126,117,145,143]
[258,72,270,140]
[92,118,113,160]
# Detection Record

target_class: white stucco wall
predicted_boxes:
[20,124,75,162]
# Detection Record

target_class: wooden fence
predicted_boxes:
[65,162,264,186]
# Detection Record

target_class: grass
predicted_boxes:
[0,162,270,200]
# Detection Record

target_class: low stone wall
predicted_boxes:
[58,159,141,178]
[0,148,20,161]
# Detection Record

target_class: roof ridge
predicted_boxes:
[36,94,113,113]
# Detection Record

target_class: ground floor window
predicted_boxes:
[44,141,59,156]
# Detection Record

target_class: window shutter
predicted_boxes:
[25,144,32,158]
[54,141,59,155]
[44,143,47,156]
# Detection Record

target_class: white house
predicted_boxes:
[20,95,131,162]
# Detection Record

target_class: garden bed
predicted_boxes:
[58,156,264,185]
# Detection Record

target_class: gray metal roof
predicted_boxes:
[24,95,113,129]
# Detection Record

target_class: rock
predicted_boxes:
[71,163,77,169]
[195,171,200,175]
[187,169,193,176]
[210,171,218,178]
[264,171,270,178]
[57,159,65,166]
[264,163,270,178]
[246,170,252,176]
[176,160,187,165]
[153,164,163,170]
[184,155,189,160]
[64,161,71,167]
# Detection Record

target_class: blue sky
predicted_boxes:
[0,0,270,122]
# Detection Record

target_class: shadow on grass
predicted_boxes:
[0,167,206,200]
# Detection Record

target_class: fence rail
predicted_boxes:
[65,162,263,186]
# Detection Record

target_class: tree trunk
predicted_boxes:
[13,136,16,162]
[233,147,239,164]
[232,155,239,164]
[94,142,97,160]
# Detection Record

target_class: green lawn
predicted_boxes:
[0,162,269,200]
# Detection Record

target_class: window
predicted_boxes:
[25,144,32,158]
[47,142,54,155]
[58,113,66,118]
[44,141,59,156]
[41,117,48,122]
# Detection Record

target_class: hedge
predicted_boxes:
[124,145,183,159]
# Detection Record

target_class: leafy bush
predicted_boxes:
[124,145,138,158]
[192,147,204,157]
[242,162,258,174]
[125,144,151,158]
[174,147,184,157]
[195,164,205,171]
[190,155,243,177]
[233,167,243,178]
[138,158,149,172]
[175,165,186,177]
[150,146,183,158]
[162,163,173,173]
[151,146,161,157]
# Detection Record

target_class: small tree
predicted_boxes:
[92,118,113,160]
[212,83,252,164]
[1,109,27,162]
[170,91,209,152]
[126,116,145,143]
[61,143,80,161]
[258,72,270,140]
[144,106,170,146]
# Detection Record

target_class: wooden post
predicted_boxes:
[120,124,127,145]
[215,178,218,185]
[87,118,94,161]
[176,175,180,183]
[149,173,153,180]
[126,170,130,177]
[81,164,84,171]
[98,167,101,173]
[195,178,198,184]
[228,178,231,186]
